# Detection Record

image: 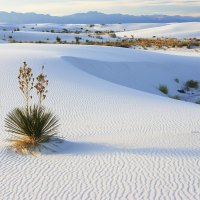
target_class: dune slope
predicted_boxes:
[116,22,200,38]
[0,44,200,199]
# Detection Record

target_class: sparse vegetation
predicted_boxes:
[109,33,117,38]
[14,28,20,31]
[56,36,61,43]
[185,80,199,89]
[62,28,70,33]
[6,31,200,50]
[159,85,169,95]
[75,38,200,48]
[171,95,181,100]
[96,35,103,40]
[75,36,81,44]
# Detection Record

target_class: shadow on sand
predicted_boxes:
[41,139,200,157]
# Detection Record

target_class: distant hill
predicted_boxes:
[0,11,200,24]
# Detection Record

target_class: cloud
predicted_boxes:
[1,0,200,16]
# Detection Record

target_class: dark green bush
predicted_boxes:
[185,80,199,89]
[5,105,59,154]
[159,85,169,95]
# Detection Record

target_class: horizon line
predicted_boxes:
[0,10,200,18]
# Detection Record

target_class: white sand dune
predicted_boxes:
[0,30,115,43]
[1,22,199,43]
[116,22,200,38]
[0,22,167,33]
[0,44,200,199]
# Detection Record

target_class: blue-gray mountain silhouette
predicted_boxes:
[0,11,200,24]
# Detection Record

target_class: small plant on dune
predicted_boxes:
[75,36,81,44]
[5,106,59,154]
[109,33,117,38]
[5,62,59,154]
[195,100,200,104]
[185,80,199,89]
[159,84,168,95]
[171,95,181,100]
[56,36,61,43]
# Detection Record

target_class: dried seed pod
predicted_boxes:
[34,65,48,105]
[18,62,34,112]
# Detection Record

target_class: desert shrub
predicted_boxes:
[159,85,168,95]
[9,39,16,43]
[82,38,200,49]
[109,33,117,38]
[75,36,81,44]
[5,105,59,154]
[95,31,102,35]
[5,62,59,154]
[185,80,199,89]
[56,36,61,43]
[171,95,180,100]
[96,35,103,39]
[62,28,70,33]
[195,100,200,104]
[36,41,45,43]
[14,28,20,31]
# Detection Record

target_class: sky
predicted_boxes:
[0,0,200,16]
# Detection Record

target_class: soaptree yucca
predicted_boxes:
[5,62,59,154]
[5,105,59,154]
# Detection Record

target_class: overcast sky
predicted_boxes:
[1,0,200,16]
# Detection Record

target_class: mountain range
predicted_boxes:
[0,11,200,24]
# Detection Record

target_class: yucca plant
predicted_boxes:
[5,105,59,154]
[5,62,60,154]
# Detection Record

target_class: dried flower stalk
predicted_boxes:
[18,62,34,113]
[34,65,48,105]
